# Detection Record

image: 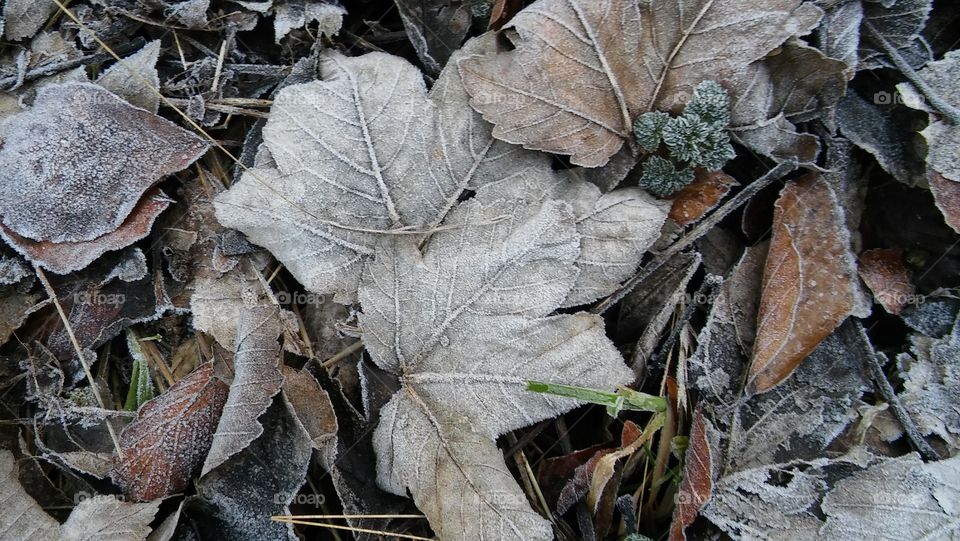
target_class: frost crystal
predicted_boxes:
[633,111,670,152]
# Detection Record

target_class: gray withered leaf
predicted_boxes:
[458,0,822,167]
[0,449,59,540]
[896,316,960,454]
[821,453,960,539]
[273,0,345,43]
[0,83,208,244]
[201,305,286,476]
[859,0,933,71]
[727,42,848,163]
[898,50,960,182]
[215,37,666,303]
[2,0,56,41]
[95,40,162,114]
[360,194,634,541]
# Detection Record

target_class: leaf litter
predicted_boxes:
[0,0,959,539]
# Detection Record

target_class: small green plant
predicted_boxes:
[526,380,666,417]
[633,80,735,197]
[124,330,154,411]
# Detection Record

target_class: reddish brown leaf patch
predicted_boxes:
[669,409,716,541]
[929,171,960,234]
[0,188,171,274]
[858,248,915,315]
[669,169,739,226]
[111,363,229,501]
[749,173,862,394]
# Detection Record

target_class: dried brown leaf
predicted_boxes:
[749,173,863,394]
[111,363,229,501]
[930,171,960,234]
[858,248,915,315]
[281,366,338,468]
[0,450,60,540]
[669,409,717,541]
[459,0,821,167]
[669,170,738,226]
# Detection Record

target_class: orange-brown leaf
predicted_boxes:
[929,171,960,234]
[858,248,915,315]
[669,409,715,541]
[111,363,229,501]
[669,170,739,226]
[748,173,861,394]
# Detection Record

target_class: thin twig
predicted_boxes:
[863,21,960,125]
[271,517,431,540]
[591,160,799,314]
[322,341,364,368]
[34,266,124,458]
[845,319,942,461]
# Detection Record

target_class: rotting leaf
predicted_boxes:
[396,0,472,75]
[111,363,229,502]
[360,195,635,540]
[748,173,866,394]
[0,82,208,245]
[858,248,915,315]
[458,0,822,167]
[669,170,738,226]
[202,305,285,476]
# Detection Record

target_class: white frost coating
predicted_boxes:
[360,199,634,541]
[0,83,208,243]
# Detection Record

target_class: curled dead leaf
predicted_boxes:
[858,248,915,315]
[669,170,738,226]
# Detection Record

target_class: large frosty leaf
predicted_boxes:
[821,453,960,539]
[898,51,960,182]
[749,174,867,393]
[202,305,285,475]
[458,0,821,167]
[896,316,960,453]
[0,83,207,244]
[360,197,634,540]
[728,42,848,163]
[216,40,665,301]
